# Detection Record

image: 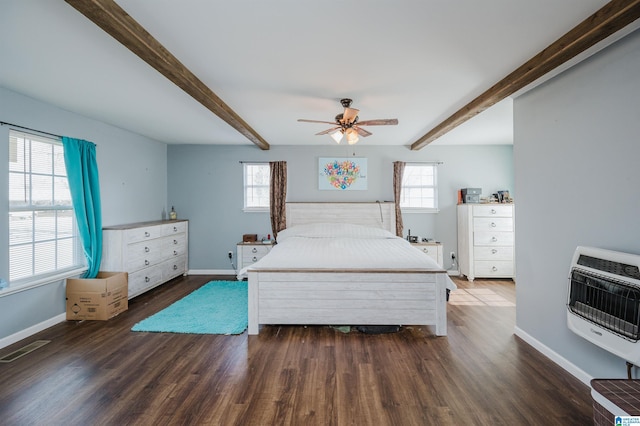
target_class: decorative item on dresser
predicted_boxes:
[457,204,515,281]
[101,220,189,298]
[410,242,444,268]
[237,241,273,271]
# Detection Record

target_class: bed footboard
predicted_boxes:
[247,270,448,335]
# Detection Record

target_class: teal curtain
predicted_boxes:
[62,137,102,278]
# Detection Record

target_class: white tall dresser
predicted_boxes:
[457,204,515,281]
[101,219,188,298]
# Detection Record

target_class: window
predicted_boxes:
[400,163,439,212]
[8,130,85,285]
[243,163,270,211]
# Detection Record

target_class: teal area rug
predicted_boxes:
[131,280,247,335]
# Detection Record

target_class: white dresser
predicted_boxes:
[101,220,188,298]
[457,204,514,281]
[410,242,444,268]
[237,242,273,270]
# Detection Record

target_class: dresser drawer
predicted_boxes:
[126,256,163,273]
[162,255,187,281]
[474,246,514,261]
[474,231,514,246]
[129,267,164,297]
[416,245,438,260]
[126,225,162,243]
[163,221,187,236]
[411,243,443,268]
[474,261,514,277]
[473,217,513,232]
[473,205,513,218]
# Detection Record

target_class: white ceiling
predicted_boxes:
[0,1,615,148]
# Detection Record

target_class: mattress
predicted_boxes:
[237,223,457,291]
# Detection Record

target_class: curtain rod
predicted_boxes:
[0,121,62,139]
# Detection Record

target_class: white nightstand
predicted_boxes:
[236,241,273,270]
[411,242,444,268]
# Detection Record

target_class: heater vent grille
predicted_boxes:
[576,254,640,280]
[568,269,640,341]
[0,340,50,363]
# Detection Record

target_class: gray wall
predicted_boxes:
[514,28,640,378]
[0,87,168,341]
[168,144,513,271]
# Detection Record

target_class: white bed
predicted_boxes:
[238,202,456,335]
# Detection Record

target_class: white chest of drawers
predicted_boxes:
[101,220,188,298]
[410,242,444,268]
[457,204,515,281]
[237,242,273,270]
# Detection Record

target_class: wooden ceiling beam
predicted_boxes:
[64,0,270,150]
[411,0,640,150]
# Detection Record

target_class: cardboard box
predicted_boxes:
[66,272,128,321]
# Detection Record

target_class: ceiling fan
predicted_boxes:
[298,98,398,145]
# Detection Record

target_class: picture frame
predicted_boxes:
[318,157,368,190]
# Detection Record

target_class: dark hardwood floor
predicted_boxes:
[0,275,592,425]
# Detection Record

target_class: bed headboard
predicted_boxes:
[286,202,396,234]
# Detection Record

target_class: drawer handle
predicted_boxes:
[173,239,178,245]
[145,259,150,266]
[144,231,150,237]
[174,250,178,256]
[145,246,150,253]
[491,237,498,242]
[492,266,498,271]
[491,222,496,227]
[492,249,497,254]
[145,276,150,283]
[491,209,496,214]
[422,248,429,253]
[252,256,257,262]
[252,247,258,253]
[173,226,178,232]
[173,264,178,270]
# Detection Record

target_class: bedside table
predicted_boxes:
[411,242,444,268]
[237,242,273,270]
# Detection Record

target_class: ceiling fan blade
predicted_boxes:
[342,107,359,123]
[357,118,398,126]
[354,126,372,137]
[315,127,341,136]
[298,119,338,125]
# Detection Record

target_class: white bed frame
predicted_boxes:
[247,202,450,335]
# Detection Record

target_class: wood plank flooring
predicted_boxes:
[0,275,593,425]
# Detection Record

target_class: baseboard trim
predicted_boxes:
[0,313,66,350]
[514,326,593,386]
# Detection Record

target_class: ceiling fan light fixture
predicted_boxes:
[329,129,343,144]
[298,98,396,145]
[345,128,359,145]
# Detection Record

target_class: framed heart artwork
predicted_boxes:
[318,157,367,191]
